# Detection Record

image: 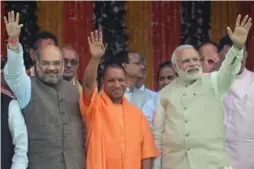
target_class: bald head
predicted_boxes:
[36,45,64,85]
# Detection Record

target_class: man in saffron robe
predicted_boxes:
[79,30,159,169]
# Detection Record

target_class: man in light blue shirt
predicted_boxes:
[122,51,157,127]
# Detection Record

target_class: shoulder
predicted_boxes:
[146,88,158,97]
[62,80,80,99]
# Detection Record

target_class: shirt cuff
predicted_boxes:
[11,162,28,169]
[5,43,24,75]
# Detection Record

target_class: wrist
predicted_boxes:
[91,57,101,62]
[233,44,243,51]
[8,37,19,51]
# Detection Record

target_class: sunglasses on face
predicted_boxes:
[64,58,79,66]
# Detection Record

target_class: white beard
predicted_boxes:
[176,64,202,82]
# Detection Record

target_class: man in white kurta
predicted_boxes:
[223,48,254,169]
[153,15,252,169]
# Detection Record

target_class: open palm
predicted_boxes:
[88,30,105,59]
[227,14,252,49]
[4,10,23,38]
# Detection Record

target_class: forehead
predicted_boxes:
[62,48,78,59]
[160,66,174,75]
[128,52,140,61]
[104,66,126,79]
[200,44,218,53]
[40,46,62,61]
[177,48,199,61]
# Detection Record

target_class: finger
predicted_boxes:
[18,24,23,28]
[88,37,92,46]
[15,12,19,24]
[235,14,241,27]
[99,31,103,43]
[241,15,249,26]
[244,18,252,29]
[227,27,233,37]
[8,12,11,23]
[90,32,95,43]
[4,16,8,25]
[95,30,99,42]
[11,10,15,23]
[246,22,252,33]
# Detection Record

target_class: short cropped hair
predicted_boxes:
[197,41,219,52]
[102,62,126,78]
[157,61,173,81]
[219,35,233,52]
[33,31,58,50]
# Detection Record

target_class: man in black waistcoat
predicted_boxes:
[4,11,85,169]
[1,59,28,169]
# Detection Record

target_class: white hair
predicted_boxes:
[171,44,195,64]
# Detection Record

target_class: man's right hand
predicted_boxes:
[88,30,105,60]
[4,10,23,50]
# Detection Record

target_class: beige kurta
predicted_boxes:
[153,46,243,169]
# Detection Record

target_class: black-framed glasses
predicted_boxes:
[64,58,79,66]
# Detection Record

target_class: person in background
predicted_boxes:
[198,41,221,73]
[220,35,254,169]
[62,44,82,93]
[1,59,28,169]
[4,11,84,169]
[123,51,156,127]
[136,54,158,97]
[27,31,58,76]
[80,30,159,169]
[153,14,252,169]
[157,61,176,90]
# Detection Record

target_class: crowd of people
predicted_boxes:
[1,10,254,169]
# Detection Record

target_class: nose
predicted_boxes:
[66,61,72,68]
[48,64,56,71]
[140,64,145,70]
[114,80,121,87]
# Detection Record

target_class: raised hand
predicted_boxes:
[4,10,23,38]
[227,14,252,49]
[88,30,105,59]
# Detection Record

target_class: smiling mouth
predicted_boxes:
[188,68,199,73]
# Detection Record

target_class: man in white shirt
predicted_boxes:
[221,35,254,169]
[1,60,28,169]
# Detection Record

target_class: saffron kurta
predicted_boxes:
[224,68,254,169]
[153,46,243,169]
[80,88,159,169]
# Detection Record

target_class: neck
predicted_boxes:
[136,83,143,89]
[127,75,138,88]
[64,76,74,82]
[112,99,122,104]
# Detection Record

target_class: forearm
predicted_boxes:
[142,158,152,169]
[4,43,31,108]
[9,100,28,169]
[83,58,100,98]
[211,46,243,98]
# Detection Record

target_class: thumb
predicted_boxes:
[19,24,23,28]
[226,27,233,37]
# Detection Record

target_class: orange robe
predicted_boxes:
[79,88,159,169]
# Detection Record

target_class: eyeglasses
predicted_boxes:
[64,58,79,66]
